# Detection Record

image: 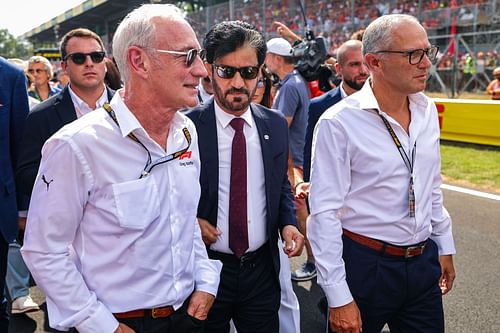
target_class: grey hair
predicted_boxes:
[28,56,53,78]
[112,4,186,82]
[363,14,420,55]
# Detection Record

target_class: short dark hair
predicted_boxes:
[60,28,105,60]
[203,21,266,66]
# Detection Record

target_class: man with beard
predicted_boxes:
[303,40,369,183]
[187,21,304,333]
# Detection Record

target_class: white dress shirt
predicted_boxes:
[22,91,222,333]
[308,79,456,308]
[68,83,108,118]
[210,101,267,254]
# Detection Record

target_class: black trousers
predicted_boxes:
[205,245,280,333]
[329,236,444,333]
[116,300,204,333]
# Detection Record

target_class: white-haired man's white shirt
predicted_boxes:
[22,91,222,333]
[308,79,456,308]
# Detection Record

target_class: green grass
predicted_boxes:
[440,142,500,193]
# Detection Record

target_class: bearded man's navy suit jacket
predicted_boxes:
[187,101,297,278]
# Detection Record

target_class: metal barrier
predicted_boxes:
[434,98,500,146]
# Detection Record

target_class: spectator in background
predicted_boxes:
[55,68,70,89]
[27,56,60,101]
[252,66,274,108]
[104,57,122,90]
[0,56,30,332]
[486,67,500,100]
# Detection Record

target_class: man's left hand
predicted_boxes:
[282,225,304,257]
[187,291,215,320]
[439,255,456,295]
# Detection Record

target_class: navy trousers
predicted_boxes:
[204,246,280,333]
[0,235,9,332]
[329,236,444,333]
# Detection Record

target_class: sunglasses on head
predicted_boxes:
[213,64,260,80]
[65,51,106,65]
[155,48,206,67]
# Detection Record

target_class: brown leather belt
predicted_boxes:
[343,229,426,258]
[114,305,174,319]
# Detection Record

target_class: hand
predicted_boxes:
[439,255,456,295]
[329,301,362,333]
[282,225,304,257]
[187,291,215,320]
[294,182,310,200]
[271,21,301,43]
[18,217,27,231]
[114,323,135,333]
[197,218,221,245]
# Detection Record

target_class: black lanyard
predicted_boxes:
[378,113,416,218]
[103,103,191,179]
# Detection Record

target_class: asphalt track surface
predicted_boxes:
[8,187,500,333]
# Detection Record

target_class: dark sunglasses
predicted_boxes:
[156,48,206,67]
[213,64,260,80]
[64,51,106,65]
[27,68,47,74]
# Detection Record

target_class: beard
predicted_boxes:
[343,76,367,91]
[212,78,257,113]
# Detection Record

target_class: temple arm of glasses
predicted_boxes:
[156,49,188,56]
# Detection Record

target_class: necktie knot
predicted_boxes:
[230,118,245,133]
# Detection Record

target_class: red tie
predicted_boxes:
[229,118,249,257]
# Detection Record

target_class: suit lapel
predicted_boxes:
[251,104,272,213]
[54,87,78,126]
[198,102,220,217]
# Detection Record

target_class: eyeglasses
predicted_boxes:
[28,68,46,74]
[64,51,106,65]
[374,45,439,65]
[213,64,260,80]
[155,48,206,67]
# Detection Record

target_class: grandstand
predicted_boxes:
[22,0,499,97]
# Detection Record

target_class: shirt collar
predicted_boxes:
[214,100,254,129]
[357,77,430,115]
[339,82,348,99]
[68,84,108,111]
[107,89,143,138]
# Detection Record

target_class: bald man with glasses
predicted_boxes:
[308,14,456,333]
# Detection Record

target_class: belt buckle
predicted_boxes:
[151,308,162,319]
[404,244,424,258]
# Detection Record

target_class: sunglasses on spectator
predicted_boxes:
[28,68,47,74]
[155,48,206,67]
[374,45,439,65]
[213,64,260,80]
[64,51,106,65]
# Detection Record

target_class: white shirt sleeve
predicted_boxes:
[21,137,119,333]
[192,220,222,296]
[308,117,354,308]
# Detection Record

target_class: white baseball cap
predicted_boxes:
[266,38,293,57]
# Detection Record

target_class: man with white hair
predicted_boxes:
[308,14,456,333]
[21,4,222,333]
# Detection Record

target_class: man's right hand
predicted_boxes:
[197,218,221,245]
[329,301,362,333]
[114,323,135,333]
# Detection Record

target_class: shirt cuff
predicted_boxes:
[74,302,119,333]
[430,234,456,255]
[322,280,353,308]
[195,259,222,297]
[18,210,28,218]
